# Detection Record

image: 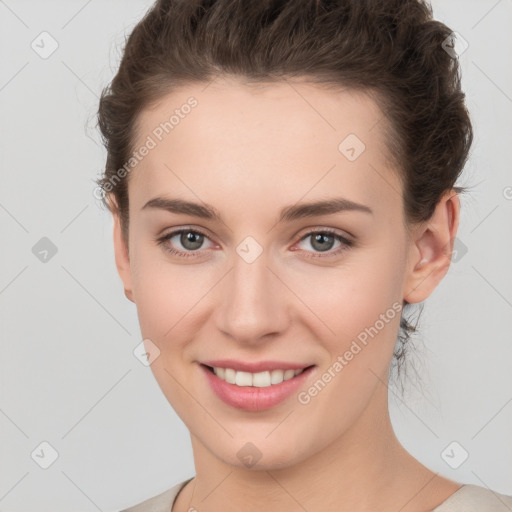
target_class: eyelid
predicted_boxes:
[295,226,354,244]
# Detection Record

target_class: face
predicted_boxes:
[112,77,457,470]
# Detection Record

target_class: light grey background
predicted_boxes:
[0,1,511,511]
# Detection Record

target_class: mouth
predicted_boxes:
[199,362,317,411]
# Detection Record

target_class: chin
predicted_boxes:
[205,433,313,471]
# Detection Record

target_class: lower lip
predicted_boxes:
[200,364,316,412]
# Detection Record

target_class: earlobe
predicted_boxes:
[403,191,460,304]
[112,212,135,303]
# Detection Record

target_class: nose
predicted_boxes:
[214,244,289,345]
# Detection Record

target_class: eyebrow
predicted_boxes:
[141,196,373,222]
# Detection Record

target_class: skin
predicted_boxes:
[112,77,462,512]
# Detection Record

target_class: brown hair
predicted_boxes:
[96,0,473,388]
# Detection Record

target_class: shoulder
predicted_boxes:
[432,484,512,512]
[119,477,193,512]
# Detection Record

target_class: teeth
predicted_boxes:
[235,371,253,387]
[224,368,236,384]
[212,366,305,387]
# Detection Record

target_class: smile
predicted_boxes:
[200,363,316,411]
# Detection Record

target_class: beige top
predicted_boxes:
[121,478,512,512]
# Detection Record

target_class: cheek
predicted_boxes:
[307,250,403,329]
[130,247,215,345]
[302,247,405,369]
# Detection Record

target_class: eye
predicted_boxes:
[294,228,353,258]
[156,228,214,258]
[155,227,354,259]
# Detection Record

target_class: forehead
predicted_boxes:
[129,78,400,216]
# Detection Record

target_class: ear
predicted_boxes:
[112,210,135,303]
[403,190,460,304]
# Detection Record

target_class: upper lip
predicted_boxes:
[201,359,314,373]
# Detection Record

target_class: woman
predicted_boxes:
[95,0,512,510]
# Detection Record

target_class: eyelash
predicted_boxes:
[155,227,354,259]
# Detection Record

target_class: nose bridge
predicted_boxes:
[216,236,287,343]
